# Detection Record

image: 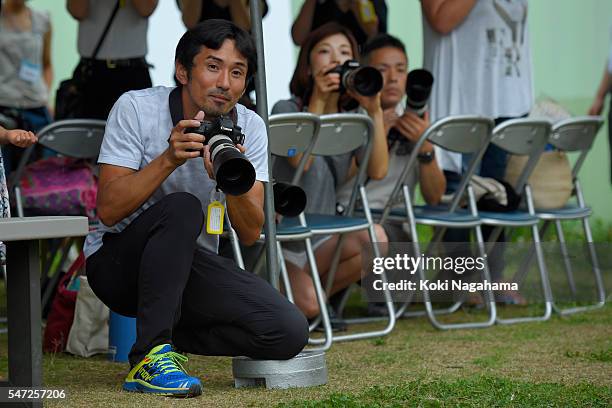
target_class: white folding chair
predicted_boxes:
[288,113,396,344]
[225,113,334,351]
[520,116,606,315]
[378,116,497,330]
[477,119,554,324]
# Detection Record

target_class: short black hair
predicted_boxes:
[361,33,406,62]
[175,19,257,81]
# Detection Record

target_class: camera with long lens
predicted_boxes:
[404,69,434,117]
[273,181,307,217]
[326,60,383,97]
[388,69,434,149]
[186,116,256,196]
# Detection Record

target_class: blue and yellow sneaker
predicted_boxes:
[123,344,202,397]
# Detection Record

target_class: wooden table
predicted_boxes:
[0,216,88,407]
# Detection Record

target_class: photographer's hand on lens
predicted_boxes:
[165,111,206,167]
[394,111,432,153]
[348,88,382,116]
[203,143,247,181]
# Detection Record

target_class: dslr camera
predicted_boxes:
[387,69,434,152]
[326,60,383,97]
[186,116,256,196]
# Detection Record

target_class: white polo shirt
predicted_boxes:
[84,86,269,258]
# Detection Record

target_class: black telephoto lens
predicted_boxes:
[405,69,434,116]
[273,182,307,217]
[345,66,383,96]
[209,138,256,196]
[185,116,256,196]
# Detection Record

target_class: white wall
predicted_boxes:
[147,0,295,113]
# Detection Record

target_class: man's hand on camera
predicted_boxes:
[165,110,206,167]
[203,143,247,181]
[383,107,399,134]
[394,111,432,153]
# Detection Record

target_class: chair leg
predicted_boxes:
[310,187,397,341]
[393,236,462,320]
[552,217,606,315]
[302,237,333,352]
[277,241,294,304]
[496,223,552,324]
[420,223,496,330]
[403,185,495,330]
[497,185,552,324]
[512,220,552,286]
[555,220,577,297]
[225,214,245,270]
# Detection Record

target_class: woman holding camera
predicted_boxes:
[272,22,388,322]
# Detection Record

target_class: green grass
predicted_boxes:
[0,304,610,407]
[278,378,612,407]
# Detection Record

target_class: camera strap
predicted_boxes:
[168,86,239,126]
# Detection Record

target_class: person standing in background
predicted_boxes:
[66,0,158,120]
[178,0,268,31]
[0,0,53,173]
[292,0,387,48]
[421,0,533,180]
[421,0,533,304]
[587,22,612,185]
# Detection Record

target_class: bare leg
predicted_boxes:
[286,225,387,318]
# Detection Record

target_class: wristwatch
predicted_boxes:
[417,149,435,164]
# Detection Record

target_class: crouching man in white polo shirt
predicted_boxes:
[83,19,308,397]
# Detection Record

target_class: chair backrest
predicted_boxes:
[36,119,106,159]
[313,113,374,215]
[491,118,552,192]
[549,116,603,178]
[431,115,494,212]
[427,115,493,154]
[268,113,320,157]
[379,115,494,222]
[268,113,320,185]
[312,113,372,156]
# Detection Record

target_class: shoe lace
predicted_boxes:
[147,351,188,375]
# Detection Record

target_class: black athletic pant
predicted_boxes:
[86,192,309,367]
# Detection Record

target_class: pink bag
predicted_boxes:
[17,157,98,220]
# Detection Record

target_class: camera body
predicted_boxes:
[187,116,245,156]
[186,115,255,196]
[327,60,383,97]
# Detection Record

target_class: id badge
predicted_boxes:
[18,60,41,83]
[206,189,225,235]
